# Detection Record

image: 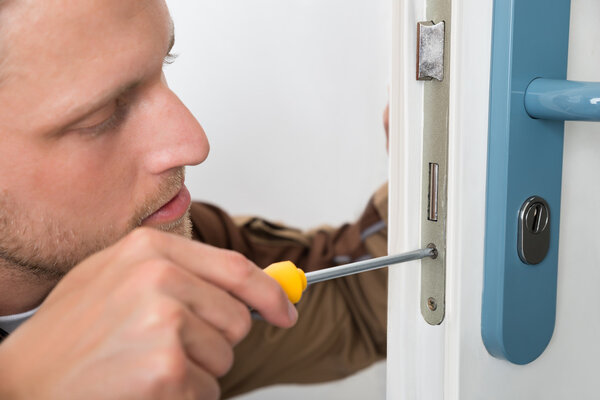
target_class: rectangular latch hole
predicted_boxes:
[428,162,439,221]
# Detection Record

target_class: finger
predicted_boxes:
[185,361,221,400]
[383,102,390,137]
[181,279,252,345]
[178,306,234,378]
[177,245,297,328]
[150,262,252,345]
[128,229,297,328]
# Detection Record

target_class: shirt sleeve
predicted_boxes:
[189,184,388,398]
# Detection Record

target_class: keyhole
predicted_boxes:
[531,204,543,232]
[518,196,551,265]
[525,203,548,234]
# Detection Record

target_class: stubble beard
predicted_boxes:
[0,168,193,282]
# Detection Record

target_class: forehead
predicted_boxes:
[0,0,170,134]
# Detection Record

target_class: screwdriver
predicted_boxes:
[258,245,437,310]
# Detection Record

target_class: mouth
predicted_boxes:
[141,184,192,226]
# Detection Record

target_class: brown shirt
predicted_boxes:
[189,184,389,398]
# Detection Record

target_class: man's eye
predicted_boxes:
[68,100,128,137]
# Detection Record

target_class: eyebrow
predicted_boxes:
[54,23,176,134]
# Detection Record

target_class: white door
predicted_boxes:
[387,0,600,398]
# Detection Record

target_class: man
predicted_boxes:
[0,1,388,398]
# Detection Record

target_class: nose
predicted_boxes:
[137,81,210,175]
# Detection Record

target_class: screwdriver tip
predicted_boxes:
[426,243,439,259]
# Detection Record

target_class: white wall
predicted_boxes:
[165,0,389,230]
[164,1,390,399]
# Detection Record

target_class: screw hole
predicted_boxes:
[427,297,438,311]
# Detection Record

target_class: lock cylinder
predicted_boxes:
[517,196,551,265]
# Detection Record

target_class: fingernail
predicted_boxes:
[288,302,298,322]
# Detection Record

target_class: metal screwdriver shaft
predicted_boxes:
[251,246,437,320]
[305,246,437,286]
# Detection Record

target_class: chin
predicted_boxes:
[155,211,193,239]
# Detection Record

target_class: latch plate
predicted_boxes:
[418,0,450,326]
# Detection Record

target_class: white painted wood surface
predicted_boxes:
[387,0,442,398]
[387,0,600,398]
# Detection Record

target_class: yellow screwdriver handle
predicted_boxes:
[263,261,307,304]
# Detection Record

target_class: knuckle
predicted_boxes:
[122,259,176,294]
[155,300,187,329]
[147,348,189,393]
[213,344,235,377]
[122,227,159,251]
[135,295,187,332]
[197,378,221,400]
[223,251,253,286]
[139,259,177,289]
[140,297,187,332]
[228,307,252,344]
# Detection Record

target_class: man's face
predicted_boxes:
[0,0,209,278]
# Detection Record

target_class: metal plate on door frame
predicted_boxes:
[419,0,451,326]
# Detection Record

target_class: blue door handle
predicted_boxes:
[525,78,600,121]
[485,0,600,366]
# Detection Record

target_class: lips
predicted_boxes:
[141,184,192,226]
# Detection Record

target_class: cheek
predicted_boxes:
[8,133,141,226]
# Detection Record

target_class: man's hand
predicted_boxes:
[0,228,297,400]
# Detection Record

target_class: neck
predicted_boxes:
[0,263,57,316]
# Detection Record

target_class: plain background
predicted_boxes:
[164,1,390,398]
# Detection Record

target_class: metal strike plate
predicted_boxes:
[417,21,445,81]
[419,2,450,326]
[518,196,551,265]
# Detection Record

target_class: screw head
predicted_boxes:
[427,297,437,311]
[426,243,439,259]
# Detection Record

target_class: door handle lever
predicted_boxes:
[525,78,600,121]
